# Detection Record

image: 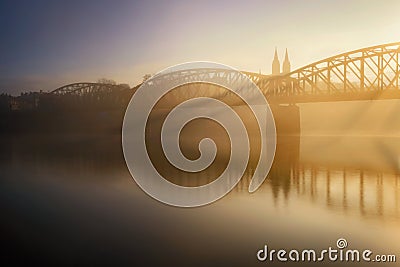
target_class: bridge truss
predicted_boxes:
[248,42,400,103]
[48,42,400,104]
[51,83,127,96]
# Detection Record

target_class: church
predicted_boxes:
[272,48,291,75]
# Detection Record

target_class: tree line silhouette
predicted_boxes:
[0,79,143,134]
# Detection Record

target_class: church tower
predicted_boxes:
[282,48,291,74]
[272,47,280,75]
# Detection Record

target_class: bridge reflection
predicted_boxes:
[227,135,400,221]
[147,131,400,220]
[290,165,400,219]
[2,133,399,219]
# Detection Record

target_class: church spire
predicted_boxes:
[282,48,291,74]
[272,47,280,75]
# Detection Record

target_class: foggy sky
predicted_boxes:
[1,0,399,94]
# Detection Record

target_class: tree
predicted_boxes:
[142,74,152,82]
[97,78,117,85]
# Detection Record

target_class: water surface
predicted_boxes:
[1,134,399,266]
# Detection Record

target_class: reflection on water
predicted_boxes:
[1,134,399,266]
[282,164,400,220]
[230,135,400,221]
[298,136,400,220]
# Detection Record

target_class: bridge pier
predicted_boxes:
[270,104,300,136]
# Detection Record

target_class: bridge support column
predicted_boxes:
[270,104,300,136]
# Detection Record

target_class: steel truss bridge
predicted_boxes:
[50,42,400,104]
[51,82,128,96]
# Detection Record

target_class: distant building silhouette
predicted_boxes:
[271,48,291,75]
[272,47,280,75]
[282,48,291,74]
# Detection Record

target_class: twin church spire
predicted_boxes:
[272,48,291,75]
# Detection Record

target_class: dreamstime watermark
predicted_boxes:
[122,62,276,207]
[257,238,396,263]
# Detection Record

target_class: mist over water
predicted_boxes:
[1,127,399,266]
[301,100,400,136]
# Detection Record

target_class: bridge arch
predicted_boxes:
[51,82,127,96]
[249,42,400,103]
[48,42,400,104]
